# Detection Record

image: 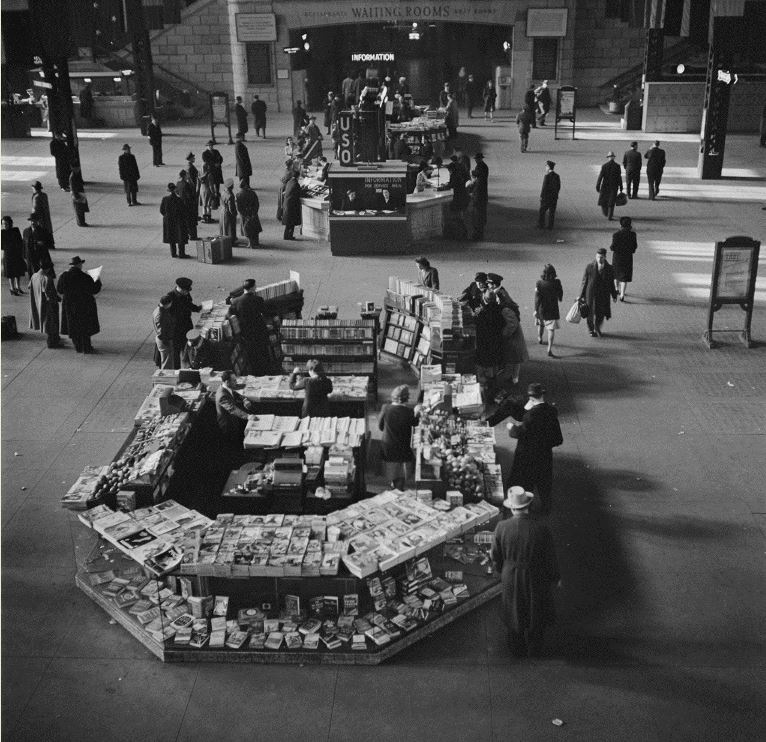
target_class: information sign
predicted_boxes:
[236,13,277,42]
[704,236,760,348]
[554,85,577,141]
[209,92,233,145]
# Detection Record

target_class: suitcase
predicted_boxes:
[215,236,233,261]
[196,237,226,264]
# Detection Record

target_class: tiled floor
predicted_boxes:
[2,110,765,741]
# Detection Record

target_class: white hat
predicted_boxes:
[503,486,534,510]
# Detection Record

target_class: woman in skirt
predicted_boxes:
[534,264,564,357]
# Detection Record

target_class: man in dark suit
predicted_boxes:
[644,140,666,200]
[503,383,564,515]
[160,183,189,259]
[175,170,197,240]
[50,134,71,190]
[227,279,270,374]
[580,248,618,337]
[147,115,163,167]
[215,370,254,464]
[415,257,440,290]
[538,160,560,229]
[118,144,141,206]
[623,141,642,199]
[251,95,267,138]
[234,134,252,187]
[202,140,224,198]
[596,151,623,220]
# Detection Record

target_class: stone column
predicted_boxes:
[227,0,252,100]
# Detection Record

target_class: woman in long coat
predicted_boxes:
[474,291,505,403]
[281,172,301,240]
[29,263,61,347]
[2,216,27,295]
[69,166,89,227]
[220,179,238,242]
[610,216,638,301]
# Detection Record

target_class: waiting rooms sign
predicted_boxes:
[280,0,517,28]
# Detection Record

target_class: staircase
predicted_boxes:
[600,38,709,104]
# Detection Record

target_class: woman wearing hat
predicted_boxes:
[492,487,560,658]
[2,216,27,296]
[610,216,638,301]
[486,274,528,387]
[534,264,563,356]
[31,181,53,234]
[56,256,101,353]
[377,385,420,490]
[202,140,224,199]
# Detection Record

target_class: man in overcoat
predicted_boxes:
[580,247,618,337]
[596,151,623,220]
[644,140,666,200]
[538,160,560,229]
[169,277,200,368]
[233,96,248,139]
[22,213,54,277]
[118,144,141,206]
[147,115,163,167]
[56,255,101,353]
[227,279,270,375]
[492,489,560,657]
[251,95,267,138]
[234,134,252,187]
[622,141,642,199]
[235,180,262,248]
[504,383,564,515]
[516,106,534,153]
[29,262,62,348]
[175,170,197,240]
[160,183,189,259]
[281,171,301,240]
[201,140,224,196]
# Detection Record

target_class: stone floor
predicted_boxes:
[2,109,765,742]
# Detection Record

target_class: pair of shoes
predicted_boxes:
[538,338,544,345]
[595,329,603,337]
[178,254,188,259]
[590,331,597,337]
[547,350,555,357]
[10,289,20,296]
[133,201,141,206]
[619,296,625,302]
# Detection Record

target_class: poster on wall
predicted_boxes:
[236,13,277,42]
[526,8,568,37]
[330,174,406,218]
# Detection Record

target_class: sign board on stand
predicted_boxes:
[554,85,576,141]
[209,92,233,145]
[703,236,760,348]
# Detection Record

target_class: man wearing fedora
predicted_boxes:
[169,277,200,368]
[118,144,141,206]
[492,487,560,658]
[502,383,563,516]
[596,151,623,220]
[56,256,101,353]
[160,183,189,259]
[471,152,489,240]
[538,161,560,230]
[580,248,618,337]
[31,181,53,235]
[202,140,224,199]
[22,213,54,278]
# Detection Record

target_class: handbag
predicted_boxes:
[615,192,628,206]
[565,300,581,324]
[578,298,590,318]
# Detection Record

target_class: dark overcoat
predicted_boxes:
[281,177,302,228]
[610,228,638,282]
[580,260,617,319]
[507,400,563,489]
[202,148,224,185]
[229,292,270,375]
[235,187,262,241]
[596,160,623,207]
[169,291,201,344]
[534,278,563,321]
[234,141,252,179]
[118,152,140,182]
[2,227,27,278]
[540,171,561,206]
[22,226,53,276]
[160,193,188,245]
[57,268,101,337]
[234,103,248,133]
[491,517,560,635]
[31,191,53,235]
